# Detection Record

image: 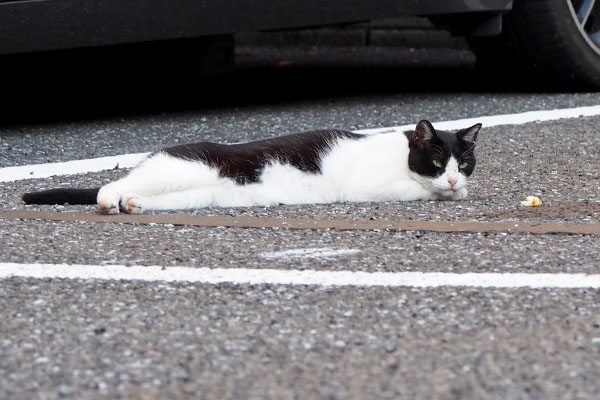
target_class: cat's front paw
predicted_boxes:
[451,187,468,200]
[120,193,144,214]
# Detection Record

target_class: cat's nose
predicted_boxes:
[448,177,457,187]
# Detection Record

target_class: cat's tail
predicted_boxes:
[22,188,100,205]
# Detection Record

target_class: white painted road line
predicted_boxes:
[2,263,600,288]
[2,104,600,183]
[353,103,600,133]
[0,152,150,183]
[260,248,362,259]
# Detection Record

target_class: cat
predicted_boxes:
[22,120,481,214]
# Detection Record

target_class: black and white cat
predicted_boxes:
[22,120,481,214]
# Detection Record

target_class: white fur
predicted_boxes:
[97,132,469,214]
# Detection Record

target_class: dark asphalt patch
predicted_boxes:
[2,208,599,235]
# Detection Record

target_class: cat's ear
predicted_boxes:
[458,123,481,144]
[414,120,437,142]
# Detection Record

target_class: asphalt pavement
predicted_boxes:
[1,37,600,399]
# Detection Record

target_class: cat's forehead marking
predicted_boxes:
[435,129,459,144]
[435,130,473,156]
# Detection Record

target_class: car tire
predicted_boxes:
[467,0,600,89]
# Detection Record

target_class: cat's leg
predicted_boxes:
[123,189,214,213]
[383,180,468,202]
[97,154,220,214]
[123,185,263,213]
[368,180,437,202]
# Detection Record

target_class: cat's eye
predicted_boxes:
[432,160,443,168]
[459,162,469,169]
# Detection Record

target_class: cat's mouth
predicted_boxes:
[433,183,461,192]
[436,184,464,195]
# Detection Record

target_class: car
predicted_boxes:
[0,0,598,88]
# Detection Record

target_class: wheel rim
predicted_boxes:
[567,0,600,55]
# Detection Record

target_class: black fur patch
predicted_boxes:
[22,188,100,205]
[162,129,365,184]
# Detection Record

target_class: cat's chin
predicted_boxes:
[439,189,455,197]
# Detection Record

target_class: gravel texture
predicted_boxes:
[1,281,599,399]
[1,219,600,274]
[1,44,600,399]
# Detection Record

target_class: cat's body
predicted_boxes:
[22,120,481,214]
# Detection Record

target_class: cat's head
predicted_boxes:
[407,120,481,194]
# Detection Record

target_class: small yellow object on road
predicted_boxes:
[521,196,542,207]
